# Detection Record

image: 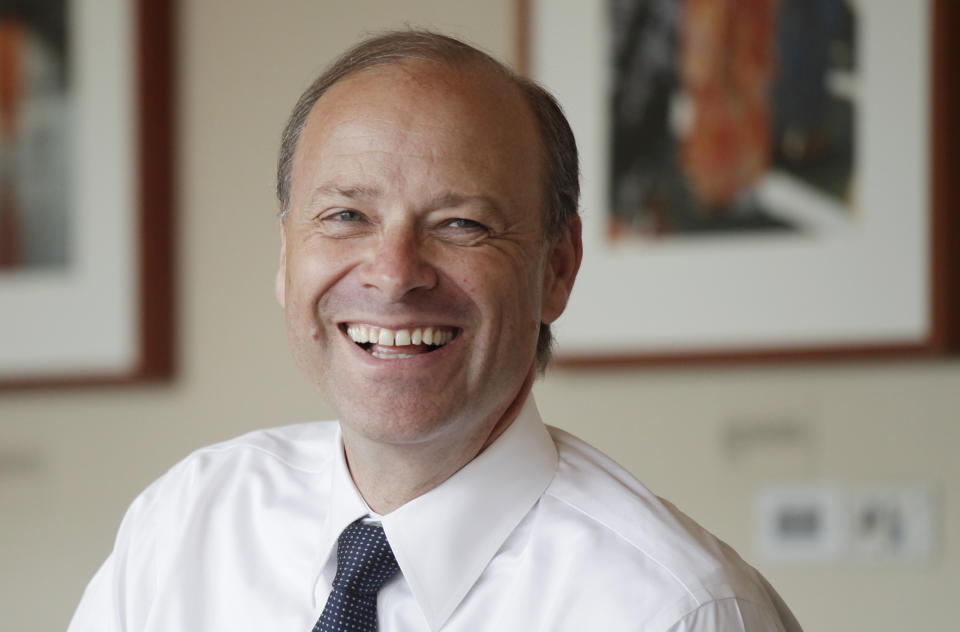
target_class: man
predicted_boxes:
[69,31,801,631]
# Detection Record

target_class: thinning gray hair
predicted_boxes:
[276,30,579,370]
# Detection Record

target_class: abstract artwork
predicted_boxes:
[0,0,172,387]
[0,0,69,269]
[608,0,855,240]
[523,0,955,363]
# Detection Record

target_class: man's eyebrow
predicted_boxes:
[307,185,504,215]
[309,183,382,203]
[425,191,503,214]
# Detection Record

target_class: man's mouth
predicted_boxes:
[343,323,458,360]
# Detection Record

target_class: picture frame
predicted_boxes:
[518,0,957,366]
[0,0,173,387]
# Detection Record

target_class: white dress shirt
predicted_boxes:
[69,397,801,631]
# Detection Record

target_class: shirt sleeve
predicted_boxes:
[664,597,798,632]
[67,554,120,632]
[66,479,163,632]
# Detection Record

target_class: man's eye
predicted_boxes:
[445,218,485,230]
[436,217,489,245]
[330,210,363,222]
[317,209,371,238]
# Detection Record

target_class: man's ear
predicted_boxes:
[541,216,583,324]
[275,221,287,308]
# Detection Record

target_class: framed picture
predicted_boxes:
[519,0,957,365]
[0,0,173,387]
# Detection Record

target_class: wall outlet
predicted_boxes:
[755,485,846,563]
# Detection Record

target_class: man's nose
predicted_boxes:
[358,228,438,301]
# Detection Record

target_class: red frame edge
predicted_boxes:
[135,0,176,381]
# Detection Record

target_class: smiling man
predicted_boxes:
[69,31,801,632]
[275,54,569,514]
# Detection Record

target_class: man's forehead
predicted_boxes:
[286,58,547,229]
[294,60,541,175]
[326,57,512,97]
[304,59,533,139]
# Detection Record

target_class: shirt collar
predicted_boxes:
[381,395,558,630]
[316,424,373,597]
[319,396,558,630]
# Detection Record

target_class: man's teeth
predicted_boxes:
[346,325,455,347]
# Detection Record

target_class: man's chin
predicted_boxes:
[334,398,466,446]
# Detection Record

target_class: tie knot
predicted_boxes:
[332,520,400,595]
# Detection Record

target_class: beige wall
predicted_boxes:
[0,1,956,630]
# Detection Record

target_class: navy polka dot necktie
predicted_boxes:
[313,520,400,632]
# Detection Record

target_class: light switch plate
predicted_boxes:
[848,485,936,562]
[755,483,937,564]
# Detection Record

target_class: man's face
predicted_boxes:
[277,62,576,449]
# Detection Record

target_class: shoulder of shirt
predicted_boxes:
[543,425,781,617]
[93,420,343,626]
[129,421,341,511]
[167,420,342,476]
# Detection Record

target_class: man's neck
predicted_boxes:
[341,370,535,515]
